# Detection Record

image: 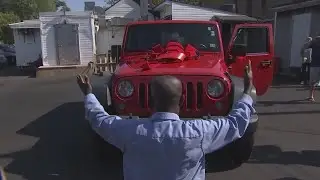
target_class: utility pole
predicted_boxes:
[140,0,148,20]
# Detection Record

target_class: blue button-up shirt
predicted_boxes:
[85,93,255,180]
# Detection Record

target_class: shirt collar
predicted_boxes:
[150,112,180,121]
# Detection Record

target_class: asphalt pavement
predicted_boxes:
[0,75,319,180]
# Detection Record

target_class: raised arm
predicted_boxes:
[85,93,129,151]
[201,60,255,154]
[201,94,255,154]
[77,75,128,151]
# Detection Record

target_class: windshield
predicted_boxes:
[124,23,220,52]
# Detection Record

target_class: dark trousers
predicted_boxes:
[301,62,310,83]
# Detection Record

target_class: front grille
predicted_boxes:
[138,81,204,110]
[197,82,203,109]
[148,83,153,108]
[139,83,146,108]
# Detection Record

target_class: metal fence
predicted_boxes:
[94,45,121,74]
[95,53,118,73]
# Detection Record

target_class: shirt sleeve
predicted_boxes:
[201,94,255,154]
[84,93,127,151]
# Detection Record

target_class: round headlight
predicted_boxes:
[207,79,225,98]
[117,80,134,97]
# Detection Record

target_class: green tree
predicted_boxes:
[10,0,39,20]
[56,0,71,11]
[0,12,20,44]
[35,0,56,12]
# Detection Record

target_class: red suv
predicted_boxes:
[91,17,274,169]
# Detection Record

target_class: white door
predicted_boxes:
[290,13,311,67]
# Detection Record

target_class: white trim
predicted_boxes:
[39,11,93,17]
[9,21,40,29]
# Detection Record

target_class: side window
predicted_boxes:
[233,29,247,46]
[233,27,269,53]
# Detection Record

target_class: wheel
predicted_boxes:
[205,133,255,172]
[229,133,254,167]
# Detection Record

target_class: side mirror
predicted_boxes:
[231,44,247,57]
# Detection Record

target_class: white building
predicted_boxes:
[95,0,154,55]
[153,1,240,20]
[9,20,42,67]
[9,0,251,68]
[39,11,96,67]
[9,11,96,67]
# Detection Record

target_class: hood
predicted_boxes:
[116,42,226,77]
[115,53,225,77]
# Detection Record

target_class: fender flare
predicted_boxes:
[90,72,113,107]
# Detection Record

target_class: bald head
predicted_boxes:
[150,75,182,113]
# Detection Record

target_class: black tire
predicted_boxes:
[205,133,255,172]
[229,133,255,167]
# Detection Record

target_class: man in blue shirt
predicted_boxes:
[77,62,255,180]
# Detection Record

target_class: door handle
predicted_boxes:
[260,60,272,67]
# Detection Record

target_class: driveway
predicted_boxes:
[0,76,319,180]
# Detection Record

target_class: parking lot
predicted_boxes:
[0,75,319,180]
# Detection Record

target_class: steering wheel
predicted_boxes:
[199,44,207,48]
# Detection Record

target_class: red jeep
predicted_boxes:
[92,17,274,169]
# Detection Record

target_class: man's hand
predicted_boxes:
[77,74,92,95]
[243,60,253,95]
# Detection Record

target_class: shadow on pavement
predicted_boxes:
[248,145,320,167]
[0,67,35,77]
[274,178,302,180]
[0,102,250,178]
[259,110,320,115]
[257,99,320,106]
[1,102,123,180]
[272,75,299,87]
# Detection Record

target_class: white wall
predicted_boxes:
[105,0,153,20]
[13,28,42,66]
[171,2,234,20]
[39,11,95,66]
[97,0,154,55]
[96,27,125,54]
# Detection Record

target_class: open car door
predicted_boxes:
[227,23,274,96]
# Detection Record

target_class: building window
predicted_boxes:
[234,27,269,53]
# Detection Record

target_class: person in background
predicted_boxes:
[306,33,320,102]
[77,61,255,180]
[300,37,312,85]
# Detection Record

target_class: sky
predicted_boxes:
[65,0,106,11]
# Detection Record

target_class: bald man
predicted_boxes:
[77,62,255,180]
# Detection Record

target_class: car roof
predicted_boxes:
[127,20,219,26]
